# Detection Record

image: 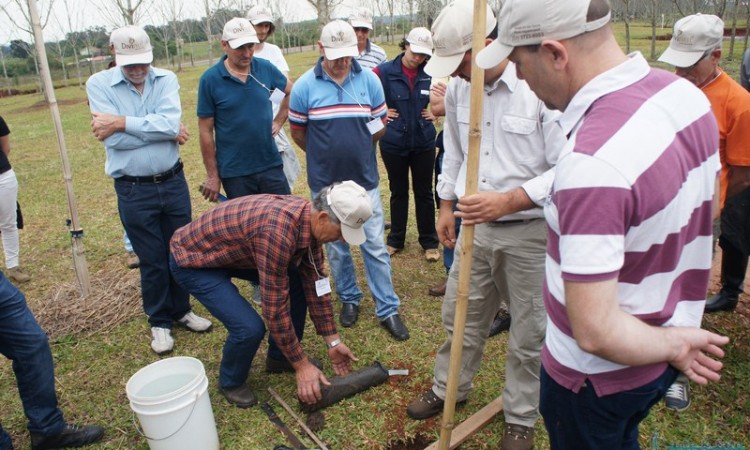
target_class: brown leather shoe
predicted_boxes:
[407,389,466,420]
[220,384,257,408]
[428,278,447,297]
[502,423,534,450]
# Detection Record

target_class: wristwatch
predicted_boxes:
[327,338,341,349]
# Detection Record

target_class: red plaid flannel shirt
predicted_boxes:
[171,194,336,363]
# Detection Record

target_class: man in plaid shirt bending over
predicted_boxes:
[169,181,369,408]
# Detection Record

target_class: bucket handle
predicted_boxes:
[132,390,201,442]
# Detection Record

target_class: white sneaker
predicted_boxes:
[150,327,174,355]
[177,311,213,332]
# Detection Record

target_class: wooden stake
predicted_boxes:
[436,1,486,449]
[426,396,502,450]
[26,0,91,296]
[268,387,329,450]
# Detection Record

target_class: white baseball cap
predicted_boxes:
[222,17,259,49]
[349,7,374,30]
[320,20,358,60]
[658,14,724,68]
[110,26,153,66]
[247,5,273,25]
[406,27,433,56]
[328,181,373,245]
[476,0,611,70]
[424,0,497,78]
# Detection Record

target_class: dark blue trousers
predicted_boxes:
[114,172,192,328]
[0,273,65,449]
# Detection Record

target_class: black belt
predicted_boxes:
[487,218,541,226]
[117,160,183,184]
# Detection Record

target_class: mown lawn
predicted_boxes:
[0,24,748,450]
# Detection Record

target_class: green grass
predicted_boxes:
[1,25,749,450]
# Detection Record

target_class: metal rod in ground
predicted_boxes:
[268,387,329,450]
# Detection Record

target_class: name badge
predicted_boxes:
[269,88,286,105]
[420,89,430,96]
[315,277,332,296]
[366,118,384,135]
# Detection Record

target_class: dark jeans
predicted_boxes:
[222,165,290,199]
[169,255,307,389]
[540,365,678,450]
[114,172,192,328]
[0,273,65,449]
[381,149,438,250]
[717,186,750,294]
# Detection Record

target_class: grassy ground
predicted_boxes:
[1,25,749,450]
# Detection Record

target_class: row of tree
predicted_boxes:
[1,0,749,93]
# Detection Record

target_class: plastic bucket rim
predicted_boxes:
[126,356,205,405]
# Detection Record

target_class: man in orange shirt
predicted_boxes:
[659,12,750,411]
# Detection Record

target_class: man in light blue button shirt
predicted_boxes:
[86,26,212,355]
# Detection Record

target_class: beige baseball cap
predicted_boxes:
[424,0,497,78]
[349,7,374,30]
[658,14,724,68]
[406,27,433,56]
[476,0,611,69]
[320,20,358,60]
[222,17,259,49]
[110,26,153,66]
[246,5,273,25]
[328,181,373,245]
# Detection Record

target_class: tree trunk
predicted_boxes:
[729,0,739,61]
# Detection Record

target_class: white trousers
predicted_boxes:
[0,169,20,269]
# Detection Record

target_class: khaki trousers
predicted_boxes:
[432,219,547,427]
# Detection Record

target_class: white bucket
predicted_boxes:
[126,357,219,450]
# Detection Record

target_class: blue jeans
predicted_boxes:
[221,165,290,199]
[319,187,400,319]
[114,172,192,328]
[0,273,65,449]
[443,216,461,274]
[169,256,308,389]
[540,365,678,450]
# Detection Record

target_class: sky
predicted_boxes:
[0,0,351,44]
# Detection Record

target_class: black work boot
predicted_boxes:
[706,244,747,313]
[31,424,105,450]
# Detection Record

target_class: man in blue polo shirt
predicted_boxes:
[289,20,409,341]
[197,17,293,201]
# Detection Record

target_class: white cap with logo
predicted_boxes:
[424,0,497,78]
[476,0,611,69]
[222,17,260,49]
[320,20,358,60]
[110,26,153,66]
[349,7,374,30]
[247,5,273,25]
[658,14,724,68]
[406,27,433,56]
[328,181,373,245]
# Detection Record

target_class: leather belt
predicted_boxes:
[487,218,541,226]
[117,160,183,184]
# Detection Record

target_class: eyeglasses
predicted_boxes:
[353,27,370,33]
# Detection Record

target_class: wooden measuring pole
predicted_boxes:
[27,0,91,296]
[436,0,487,449]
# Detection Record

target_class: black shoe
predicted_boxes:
[220,384,257,408]
[704,292,738,313]
[340,303,359,327]
[381,314,409,341]
[488,310,511,338]
[31,424,105,450]
[266,356,323,373]
[384,221,392,230]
